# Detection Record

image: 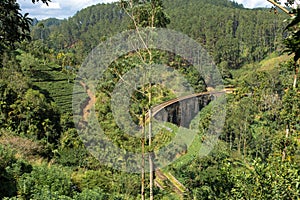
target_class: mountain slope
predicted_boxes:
[32,0,286,69]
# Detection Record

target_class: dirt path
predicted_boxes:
[79,81,96,122]
[79,80,186,196]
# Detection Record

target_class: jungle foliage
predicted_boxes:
[0,0,299,199]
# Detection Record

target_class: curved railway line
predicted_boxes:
[146,88,234,196]
[147,88,234,120]
[79,81,235,197]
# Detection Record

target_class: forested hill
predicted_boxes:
[32,0,286,69]
[1,0,300,199]
[164,0,286,68]
[31,3,127,58]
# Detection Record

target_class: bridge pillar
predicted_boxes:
[153,94,211,128]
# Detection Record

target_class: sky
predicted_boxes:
[17,0,119,19]
[17,0,274,20]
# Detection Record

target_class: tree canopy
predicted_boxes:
[0,0,50,54]
[0,0,299,199]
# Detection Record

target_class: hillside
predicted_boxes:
[0,0,299,199]
[164,0,286,68]
[33,0,286,69]
[27,0,288,112]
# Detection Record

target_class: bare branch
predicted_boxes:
[267,0,294,16]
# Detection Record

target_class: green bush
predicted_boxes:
[73,188,109,200]
[17,164,73,199]
[54,147,90,168]
[0,145,32,199]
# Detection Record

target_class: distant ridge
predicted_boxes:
[32,0,286,70]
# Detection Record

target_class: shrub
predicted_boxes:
[17,164,73,199]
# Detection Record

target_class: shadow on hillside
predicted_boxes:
[32,85,54,102]
[30,70,53,81]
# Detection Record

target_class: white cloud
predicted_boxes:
[234,0,300,8]
[233,0,270,8]
[18,0,118,19]
[41,2,61,9]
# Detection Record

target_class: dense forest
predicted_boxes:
[0,0,299,199]
[31,0,287,70]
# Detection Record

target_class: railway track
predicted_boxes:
[146,88,234,197]
[79,81,234,198]
[146,89,233,120]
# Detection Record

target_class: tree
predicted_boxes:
[283,10,300,88]
[119,1,170,199]
[267,0,300,162]
[0,0,50,55]
[0,70,61,147]
[267,0,299,88]
[17,164,73,199]
[0,145,32,199]
[231,158,300,199]
[120,0,170,28]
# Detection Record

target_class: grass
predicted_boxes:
[163,171,187,193]
[0,130,46,164]
[259,54,291,71]
[170,132,202,169]
[154,121,204,192]
[151,121,202,169]
[231,53,292,79]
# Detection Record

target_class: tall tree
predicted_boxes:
[267,0,299,161]
[267,0,299,88]
[284,9,300,88]
[119,1,170,199]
